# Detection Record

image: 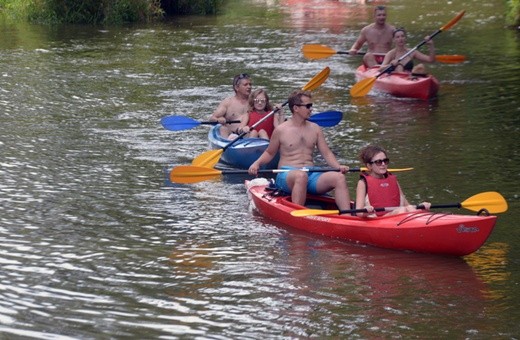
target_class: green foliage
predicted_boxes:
[168,0,224,15]
[0,0,225,23]
[0,0,165,24]
[506,0,520,27]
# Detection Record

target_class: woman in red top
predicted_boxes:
[239,89,285,139]
[355,145,430,217]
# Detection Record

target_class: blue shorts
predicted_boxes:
[275,166,324,195]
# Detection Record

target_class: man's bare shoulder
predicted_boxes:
[385,23,396,32]
[362,23,377,31]
[308,121,324,137]
[219,95,236,106]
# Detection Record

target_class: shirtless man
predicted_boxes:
[348,6,395,67]
[248,90,351,211]
[209,73,252,139]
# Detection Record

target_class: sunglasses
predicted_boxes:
[294,103,313,109]
[254,98,266,103]
[368,158,390,166]
[233,73,250,86]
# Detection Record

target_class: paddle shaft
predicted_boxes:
[214,167,412,175]
[218,100,338,150]
[350,11,465,98]
[326,50,461,63]
[303,43,464,63]
[191,67,330,167]
[379,11,465,76]
[336,204,439,215]
[224,167,340,175]
[222,104,285,152]
[219,66,330,152]
[292,190,506,216]
[200,120,240,125]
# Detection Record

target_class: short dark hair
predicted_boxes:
[288,90,311,112]
[359,145,387,164]
[392,27,406,37]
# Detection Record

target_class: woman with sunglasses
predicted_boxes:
[237,89,285,139]
[355,145,430,217]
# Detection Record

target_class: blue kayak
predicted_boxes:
[208,125,279,169]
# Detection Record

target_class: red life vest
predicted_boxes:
[248,111,275,138]
[361,172,401,213]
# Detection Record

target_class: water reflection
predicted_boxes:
[236,221,491,337]
[279,0,372,32]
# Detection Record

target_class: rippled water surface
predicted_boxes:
[1,0,519,338]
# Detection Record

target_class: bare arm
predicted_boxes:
[398,184,410,206]
[237,112,251,132]
[316,128,341,168]
[248,129,281,175]
[413,37,435,63]
[349,28,367,54]
[209,98,230,124]
[379,49,397,70]
[315,127,349,175]
[355,179,368,213]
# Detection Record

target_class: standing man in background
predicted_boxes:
[348,6,395,67]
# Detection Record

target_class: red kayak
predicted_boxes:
[246,180,497,256]
[354,65,440,100]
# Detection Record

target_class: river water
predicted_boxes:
[0,0,519,338]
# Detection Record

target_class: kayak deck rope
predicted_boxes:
[397,211,452,226]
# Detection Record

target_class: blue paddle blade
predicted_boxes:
[161,116,201,131]
[308,111,343,127]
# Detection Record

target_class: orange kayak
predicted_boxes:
[354,65,440,100]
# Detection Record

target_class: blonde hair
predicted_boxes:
[248,89,273,112]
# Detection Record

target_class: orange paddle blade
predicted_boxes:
[170,165,222,184]
[292,191,507,217]
[441,10,465,31]
[303,66,330,91]
[302,44,337,60]
[436,54,466,63]
[350,77,377,98]
[461,191,508,213]
[191,149,223,168]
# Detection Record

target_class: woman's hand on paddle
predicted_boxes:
[338,165,349,174]
[239,126,251,134]
[361,205,375,216]
[420,202,431,210]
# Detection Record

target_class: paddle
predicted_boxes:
[191,66,331,168]
[350,10,465,98]
[291,191,508,217]
[302,44,466,64]
[170,165,414,184]
[161,110,342,132]
[160,116,240,131]
[306,110,343,127]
